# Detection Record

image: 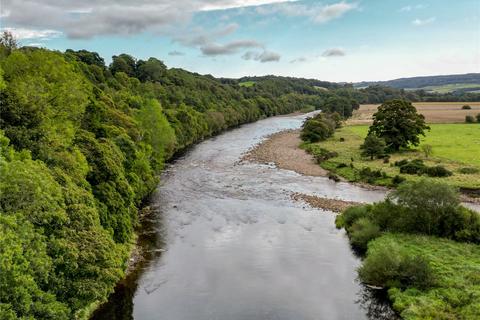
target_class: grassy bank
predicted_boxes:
[365,234,480,319]
[302,123,480,190]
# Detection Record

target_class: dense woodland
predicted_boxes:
[0,35,479,319]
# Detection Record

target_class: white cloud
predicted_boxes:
[242,50,281,62]
[412,17,436,26]
[201,40,263,55]
[400,4,426,12]
[321,48,345,57]
[1,27,62,40]
[257,1,357,24]
[199,0,297,11]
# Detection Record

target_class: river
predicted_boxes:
[92,112,403,320]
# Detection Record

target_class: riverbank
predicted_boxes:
[242,128,480,204]
[241,129,328,176]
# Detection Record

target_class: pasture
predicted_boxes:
[310,123,480,189]
[348,102,480,125]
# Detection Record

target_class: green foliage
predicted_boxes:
[300,113,336,142]
[396,159,452,177]
[465,115,475,123]
[421,144,433,158]
[348,217,381,251]
[365,234,480,319]
[338,180,480,244]
[368,100,430,151]
[358,238,434,290]
[458,167,479,174]
[360,134,386,159]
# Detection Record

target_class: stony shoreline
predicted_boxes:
[241,129,328,176]
[291,193,362,212]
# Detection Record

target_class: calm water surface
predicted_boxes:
[92,112,401,320]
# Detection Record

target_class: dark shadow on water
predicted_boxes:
[356,286,400,320]
[91,201,167,320]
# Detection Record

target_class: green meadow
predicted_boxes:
[305,123,480,189]
[366,233,480,319]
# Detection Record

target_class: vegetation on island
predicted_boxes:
[335,180,480,319]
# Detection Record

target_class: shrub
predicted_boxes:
[335,205,370,229]
[465,115,475,123]
[340,180,480,243]
[477,113,480,123]
[462,105,472,110]
[300,113,336,142]
[422,165,452,177]
[336,162,348,168]
[421,144,433,158]
[392,175,406,185]
[383,155,390,164]
[339,137,345,142]
[458,167,479,174]
[360,134,386,160]
[394,159,409,167]
[348,218,381,251]
[328,172,340,182]
[399,160,426,174]
[358,240,435,290]
[312,148,338,163]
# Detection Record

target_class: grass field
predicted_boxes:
[305,123,480,189]
[368,234,480,320]
[412,83,480,94]
[348,102,480,125]
[239,81,255,87]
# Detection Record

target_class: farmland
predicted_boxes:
[348,102,480,125]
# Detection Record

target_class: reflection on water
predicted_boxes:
[92,113,397,320]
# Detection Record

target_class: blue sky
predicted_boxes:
[1,0,479,82]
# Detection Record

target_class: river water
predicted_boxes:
[92,112,405,320]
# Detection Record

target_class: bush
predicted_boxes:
[311,148,338,163]
[358,239,435,290]
[339,137,345,142]
[348,218,381,251]
[422,165,452,177]
[477,113,480,123]
[394,159,409,167]
[399,160,425,174]
[328,172,340,182]
[462,105,472,110]
[300,113,336,142]
[335,205,370,229]
[360,134,386,160]
[392,175,406,185]
[458,167,479,174]
[465,115,475,123]
[336,162,348,168]
[339,180,480,243]
[421,144,433,158]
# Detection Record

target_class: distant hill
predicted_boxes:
[354,73,480,90]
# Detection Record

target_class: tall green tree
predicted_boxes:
[368,100,429,151]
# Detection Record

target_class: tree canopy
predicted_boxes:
[368,100,429,151]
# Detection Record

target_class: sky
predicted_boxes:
[1,0,479,82]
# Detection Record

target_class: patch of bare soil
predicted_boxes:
[291,193,362,212]
[241,129,328,176]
